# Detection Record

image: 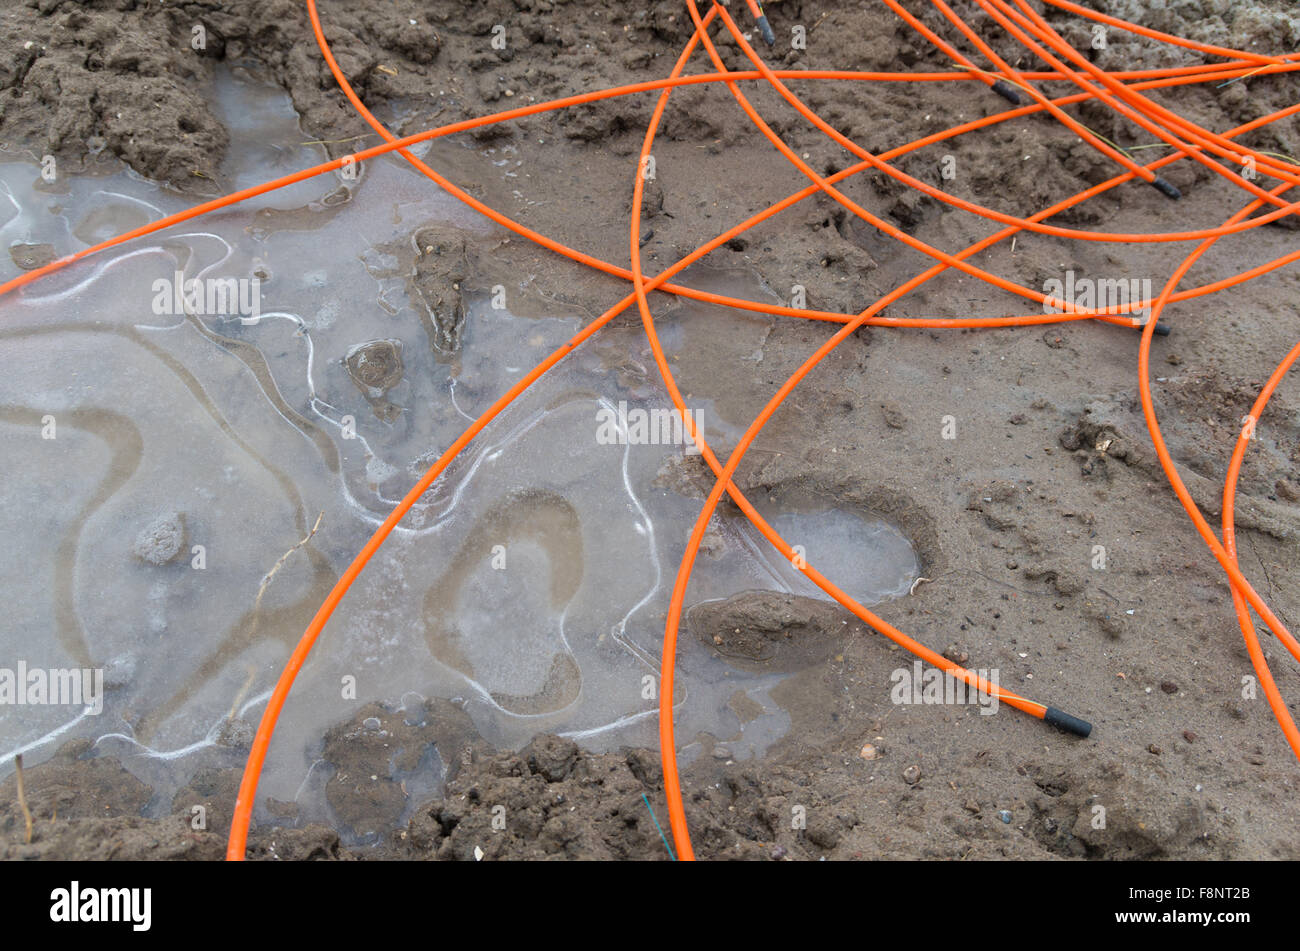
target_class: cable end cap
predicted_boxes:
[1151,176,1182,200]
[756,15,776,46]
[1045,706,1092,738]
[990,79,1022,105]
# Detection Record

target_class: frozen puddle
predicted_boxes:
[0,65,920,833]
[732,503,921,606]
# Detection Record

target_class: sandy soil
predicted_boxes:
[3,0,1300,860]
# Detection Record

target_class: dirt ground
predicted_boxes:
[3,0,1300,860]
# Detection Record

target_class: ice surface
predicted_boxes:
[0,66,918,829]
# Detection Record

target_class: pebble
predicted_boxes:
[943,644,970,665]
[859,743,883,761]
[997,810,1012,824]
[902,765,921,785]
[1182,730,1197,743]
[712,746,732,760]
[770,845,787,860]
[1160,681,1179,694]
[130,512,187,566]
[1147,744,1162,755]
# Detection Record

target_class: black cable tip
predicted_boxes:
[990,79,1022,105]
[756,14,776,47]
[1151,176,1182,200]
[1132,318,1171,336]
[1044,706,1092,738]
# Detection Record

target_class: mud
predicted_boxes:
[3,0,1300,861]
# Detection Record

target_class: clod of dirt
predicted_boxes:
[321,698,481,843]
[688,590,861,672]
[130,512,187,566]
[345,339,404,392]
[520,734,580,783]
[345,338,405,422]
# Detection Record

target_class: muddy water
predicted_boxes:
[0,66,919,833]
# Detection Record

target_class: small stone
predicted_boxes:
[345,339,404,394]
[1148,744,1162,755]
[712,746,732,760]
[880,401,907,430]
[997,809,1012,824]
[943,644,970,665]
[902,765,921,785]
[770,845,787,860]
[1182,730,1197,743]
[1160,681,1179,694]
[859,743,882,761]
[131,512,187,566]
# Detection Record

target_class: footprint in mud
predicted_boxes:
[72,200,153,246]
[423,489,584,716]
